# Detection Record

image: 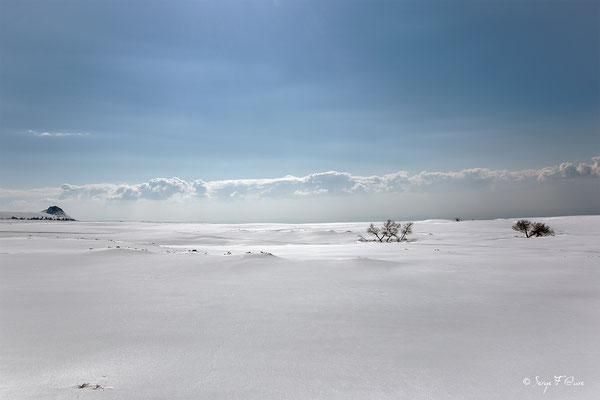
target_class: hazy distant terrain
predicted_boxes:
[0,206,74,221]
[1,216,599,399]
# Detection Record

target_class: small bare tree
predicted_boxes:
[382,220,400,242]
[530,222,554,237]
[398,222,413,242]
[512,219,554,238]
[367,223,385,242]
[364,220,413,242]
[512,220,533,238]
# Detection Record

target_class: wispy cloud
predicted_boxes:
[26,130,90,137]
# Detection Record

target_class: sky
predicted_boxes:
[0,0,599,222]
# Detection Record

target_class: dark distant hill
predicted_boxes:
[0,206,75,221]
[43,206,68,216]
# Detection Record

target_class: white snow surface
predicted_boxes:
[1,216,599,399]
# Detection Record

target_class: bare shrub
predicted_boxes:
[367,223,385,242]
[382,220,400,242]
[530,222,555,237]
[512,219,554,238]
[364,220,413,242]
[398,222,413,242]
[77,383,104,390]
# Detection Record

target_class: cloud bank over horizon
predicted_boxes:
[1,157,599,222]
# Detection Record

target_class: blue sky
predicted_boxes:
[0,0,599,221]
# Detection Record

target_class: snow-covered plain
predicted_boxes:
[1,216,599,399]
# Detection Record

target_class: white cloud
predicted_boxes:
[43,156,599,202]
[536,157,600,180]
[26,130,90,137]
[1,156,598,222]
[1,157,599,222]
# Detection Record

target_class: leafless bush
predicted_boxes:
[530,222,555,237]
[382,220,400,242]
[512,219,554,238]
[366,223,385,242]
[398,222,413,241]
[362,220,413,242]
[77,383,104,390]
